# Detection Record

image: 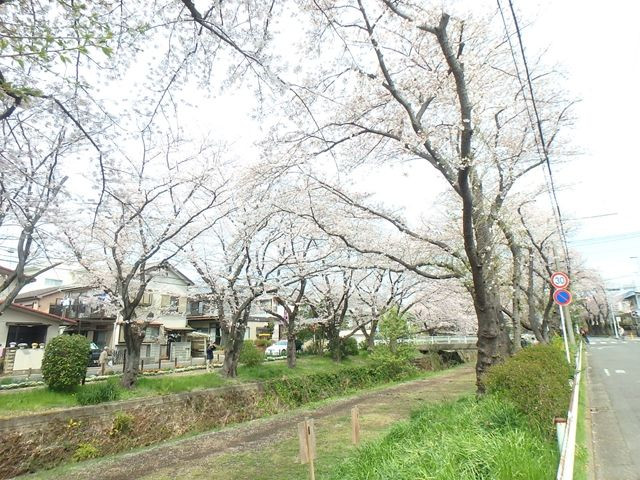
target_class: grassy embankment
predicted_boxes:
[0,355,386,417]
[322,341,577,480]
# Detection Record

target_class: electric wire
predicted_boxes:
[496,0,572,271]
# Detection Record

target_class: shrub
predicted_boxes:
[369,344,418,379]
[110,412,134,436]
[254,338,271,348]
[73,443,100,462]
[341,337,359,357]
[239,340,264,367]
[76,378,121,405]
[42,335,90,392]
[485,342,572,436]
[264,360,417,407]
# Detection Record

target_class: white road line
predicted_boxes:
[604,369,610,376]
[615,370,626,374]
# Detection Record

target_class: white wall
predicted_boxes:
[13,348,44,371]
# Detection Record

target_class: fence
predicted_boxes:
[556,343,583,479]
[407,335,478,345]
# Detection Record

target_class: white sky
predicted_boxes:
[348,1,640,288]
[526,0,640,287]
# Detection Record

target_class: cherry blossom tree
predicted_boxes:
[65,136,229,387]
[189,203,304,377]
[273,2,573,391]
[0,129,69,312]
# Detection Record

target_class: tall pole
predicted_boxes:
[553,247,575,345]
[607,299,619,339]
[558,305,571,364]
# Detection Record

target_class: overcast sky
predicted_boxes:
[521,0,640,287]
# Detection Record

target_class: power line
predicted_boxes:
[496,0,572,271]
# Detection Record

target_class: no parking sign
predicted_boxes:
[553,288,572,306]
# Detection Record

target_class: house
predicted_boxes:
[15,264,203,363]
[0,303,75,373]
[112,265,198,363]
[186,294,280,348]
[618,290,640,331]
[14,285,115,348]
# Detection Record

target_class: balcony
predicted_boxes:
[48,304,112,319]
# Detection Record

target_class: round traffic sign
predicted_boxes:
[550,271,570,289]
[553,288,572,306]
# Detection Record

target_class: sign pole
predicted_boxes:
[558,305,570,364]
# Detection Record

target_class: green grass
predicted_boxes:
[327,396,559,480]
[0,355,377,416]
[123,372,227,397]
[0,388,78,413]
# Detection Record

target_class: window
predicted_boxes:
[244,327,251,340]
[161,295,180,312]
[139,292,153,306]
[44,278,63,286]
[145,326,160,341]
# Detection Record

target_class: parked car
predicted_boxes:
[265,339,304,357]
[88,342,101,366]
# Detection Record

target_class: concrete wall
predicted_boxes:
[12,348,44,371]
[170,342,191,361]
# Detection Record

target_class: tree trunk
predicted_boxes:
[327,323,342,362]
[511,244,523,353]
[286,328,297,368]
[221,310,249,378]
[221,327,245,378]
[460,182,510,393]
[122,322,145,388]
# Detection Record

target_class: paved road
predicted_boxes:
[588,337,640,479]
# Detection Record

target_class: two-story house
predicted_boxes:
[15,285,115,348]
[186,293,280,348]
[14,264,202,364]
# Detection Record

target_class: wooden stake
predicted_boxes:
[351,406,360,445]
[298,418,316,480]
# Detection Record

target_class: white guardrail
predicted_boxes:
[405,335,478,345]
[556,342,583,480]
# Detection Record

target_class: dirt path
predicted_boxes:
[25,367,475,480]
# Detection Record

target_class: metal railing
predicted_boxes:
[406,335,478,345]
[556,343,583,479]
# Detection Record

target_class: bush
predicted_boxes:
[239,340,264,367]
[42,335,90,392]
[264,360,418,407]
[254,338,271,348]
[72,443,100,462]
[341,337,359,357]
[369,344,418,379]
[76,378,121,405]
[485,342,572,436]
[110,412,134,436]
